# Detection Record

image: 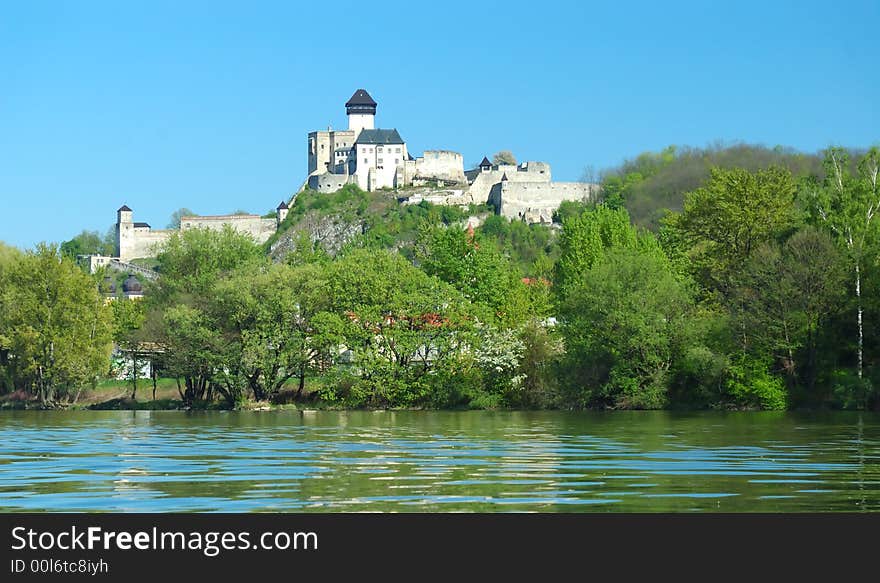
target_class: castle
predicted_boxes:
[85,203,288,270]
[86,88,596,271]
[307,89,597,222]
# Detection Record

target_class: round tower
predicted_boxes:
[346,89,377,135]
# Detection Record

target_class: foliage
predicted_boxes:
[670,165,799,292]
[211,263,344,404]
[60,229,115,259]
[167,208,197,229]
[554,204,659,303]
[558,248,698,409]
[0,244,113,404]
[492,150,517,166]
[601,143,825,230]
[724,355,788,410]
[322,249,478,407]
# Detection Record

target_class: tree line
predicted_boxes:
[1,146,878,410]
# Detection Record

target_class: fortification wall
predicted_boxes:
[491,182,597,223]
[180,215,277,244]
[126,229,173,261]
[466,162,553,203]
[308,173,354,193]
[414,150,466,183]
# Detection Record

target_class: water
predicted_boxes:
[1,410,878,512]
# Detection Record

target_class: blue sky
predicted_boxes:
[1,0,877,249]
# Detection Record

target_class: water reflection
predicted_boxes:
[0,410,878,512]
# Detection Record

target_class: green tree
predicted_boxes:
[0,244,113,405]
[167,208,196,229]
[670,165,798,292]
[60,229,115,259]
[417,225,510,320]
[325,249,477,407]
[670,167,797,291]
[733,228,844,394]
[807,147,880,379]
[559,248,697,409]
[212,263,344,404]
[112,298,147,399]
[554,204,658,303]
[150,227,265,405]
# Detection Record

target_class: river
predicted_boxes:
[1,410,878,512]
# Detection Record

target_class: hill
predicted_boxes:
[600,143,832,230]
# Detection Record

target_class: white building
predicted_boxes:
[308,89,415,192]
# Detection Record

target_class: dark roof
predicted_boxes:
[122,274,143,294]
[501,172,509,181]
[118,205,132,212]
[479,157,492,167]
[277,201,289,210]
[133,222,151,228]
[345,89,377,107]
[355,129,404,145]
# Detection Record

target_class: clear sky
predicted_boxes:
[1,0,877,249]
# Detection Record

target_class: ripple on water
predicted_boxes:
[1,410,879,512]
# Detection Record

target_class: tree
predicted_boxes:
[671,165,799,292]
[808,147,880,379]
[149,227,265,405]
[211,263,344,403]
[554,204,658,303]
[325,249,477,407]
[167,208,196,229]
[153,226,264,298]
[60,229,115,259]
[112,298,147,400]
[492,150,517,166]
[732,228,844,393]
[416,225,510,321]
[559,248,696,409]
[0,244,113,405]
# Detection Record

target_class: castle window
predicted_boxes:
[378,158,383,164]
[378,147,383,153]
[395,159,399,164]
[396,148,401,153]
[364,158,368,164]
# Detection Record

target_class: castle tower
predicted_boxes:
[276,200,289,226]
[346,89,377,135]
[116,204,133,260]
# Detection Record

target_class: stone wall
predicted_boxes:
[413,150,466,183]
[180,215,277,244]
[122,227,174,262]
[308,173,355,193]
[489,182,598,223]
[466,161,553,204]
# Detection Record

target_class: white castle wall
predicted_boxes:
[413,150,466,183]
[180,215,277,244]
[466,162,553,204]
[308,173,355,193]
[489,182,597,223]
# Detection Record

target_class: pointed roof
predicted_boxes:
[479,156,492,168]
[501,172,509,181]
[277,201,289,210]
[118,204,132,212]
[345,89,377,107]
